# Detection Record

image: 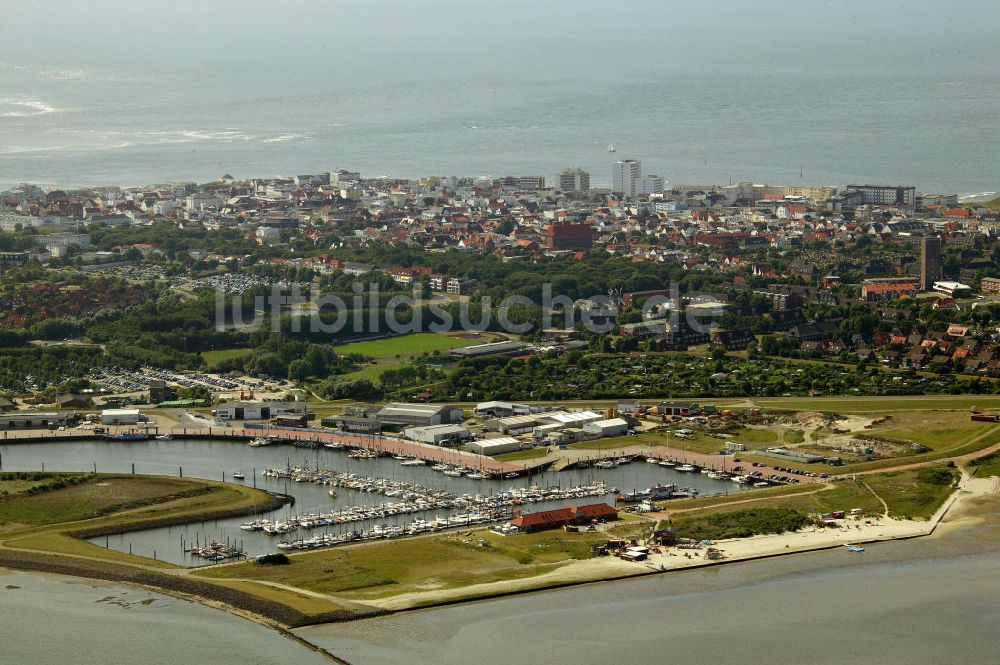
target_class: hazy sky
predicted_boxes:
[3,0,998,78]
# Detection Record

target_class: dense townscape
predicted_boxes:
[1,167,999,404]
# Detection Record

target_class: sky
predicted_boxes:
[3,0,999,78]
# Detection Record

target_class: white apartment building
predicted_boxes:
[612,159,641,197]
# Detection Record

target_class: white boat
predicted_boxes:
[232,472,245,481]
[467,472,488,480]
[594,460,618,469]
[155,433,172,441]
[645,458,660,464]
[328,489,338,498]
[400,458,426,466]
[675,464,696,472]
[608,143,616,153]
[442,469,464,477]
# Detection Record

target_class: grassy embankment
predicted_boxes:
[0,473,281,564]
[196,521,650,604]
[653,466,958,521]
[969,450,1000,478]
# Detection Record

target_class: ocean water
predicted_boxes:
[0,569,332,665]
[301,545,1000,665]
[0,0,998,194]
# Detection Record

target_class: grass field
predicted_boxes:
[864,467,957,519]
[330,332,491,388]
[864,410,990,450]
[197,524,647,601]
[200,347,252,366]
[658,466,956,521]
[970,451,1000,478]
[569,432,669,452]
[0,476,208,526]
[739,396,1000,413]
[334,333,477,358]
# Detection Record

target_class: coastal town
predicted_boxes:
[2,164,1000,648]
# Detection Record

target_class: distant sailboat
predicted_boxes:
[607,143,616,153]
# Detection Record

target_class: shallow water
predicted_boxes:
[0,569,331,665]
[299,532,1000,665]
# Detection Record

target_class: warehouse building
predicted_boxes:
[1,412,72,431]
[376,402,465,428]
[465,437,523,456]
[214,400,306,421]
[583,417,629,438]
[403,424,472,446]
[101,408,143,426]
[485,413,542,434]
[511,503,618,533]
[446,340,529,359]
[536,410,603,427]
[474,401,531,418]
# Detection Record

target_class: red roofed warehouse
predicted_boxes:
[511,503,618,533]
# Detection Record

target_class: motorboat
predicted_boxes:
[232,472,246,481]
[155,433,173,441]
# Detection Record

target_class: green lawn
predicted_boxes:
[864,466,957,519]
[0,476,210,526]
[662,467,955,522]
[334,333,477,358]
[200,347,252,366]
[970,451,1000,478]
[197,522,649,601]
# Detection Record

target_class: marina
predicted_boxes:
[0,437,747,566]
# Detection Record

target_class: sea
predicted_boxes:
[1,0,998,195]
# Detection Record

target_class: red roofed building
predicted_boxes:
[511,503,618,533]
[861,279,918,302]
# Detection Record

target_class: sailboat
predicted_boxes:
[607,143,616,153]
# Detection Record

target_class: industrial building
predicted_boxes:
[214,400,306,421]
[100,409,142,426]
[486,413,543,434]
[446,340,529,359]
[474,401,531,418]
[1,412,72,431]
[582,418,629,438]
[320,414,381,433]
[465,437,522,456]
[536,411,603,427]
[376,402,465,427]
[402,424,472,446]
